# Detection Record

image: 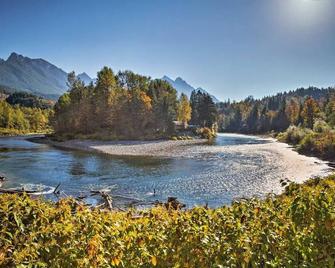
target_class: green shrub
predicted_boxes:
[1,176,335,267]
[313,119,330,133]
[297,132,316,153]
[278,125,310,145]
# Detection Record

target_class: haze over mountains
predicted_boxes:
[0,52,219,101]
[0,53,94,99]
[162,76,220,102]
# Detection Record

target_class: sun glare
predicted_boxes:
[275,0,331,32]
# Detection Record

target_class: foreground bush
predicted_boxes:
[1,176,335,267]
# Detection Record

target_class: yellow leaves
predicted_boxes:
[87,235,101,258]
[254,207,260,215]
[139,91,152,111]
[177,94,192,124]
[2,177,335,266]
[151,256,157,266]
[111,257,121,266]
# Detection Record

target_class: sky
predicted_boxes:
[1,0,335,101]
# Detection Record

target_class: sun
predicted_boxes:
[274,0,331,32]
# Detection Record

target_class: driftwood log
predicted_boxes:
[100,191,113,210]
[165,197,186,209]
[0,188,43,194]
[0,179,57,196]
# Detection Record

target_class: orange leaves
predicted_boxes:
[139,91,152,111]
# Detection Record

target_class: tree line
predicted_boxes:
[52,67,217,139]
[218,86,335,133]
[0,101,51,134]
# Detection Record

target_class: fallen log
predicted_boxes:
[0,188,45,194]
[0,186,55,195]
[100,191,113,211]
[165,197,186,210]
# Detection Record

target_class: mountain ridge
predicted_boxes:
[0,52,219,102]
[162,75,220,102]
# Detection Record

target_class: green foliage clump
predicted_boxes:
[1,176,335,267]
[0,101,52,135]
[190,90,217,128]
[278,124,335,160]
[313,119,330,133]
[53,70,179,140]
[6,92,53,109]
[277,125,311,145]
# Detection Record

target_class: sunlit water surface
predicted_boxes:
[0,134,327,207]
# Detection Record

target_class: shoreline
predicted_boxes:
[30,136,209,158]
[0,133,333,209]
[28,134,333,181]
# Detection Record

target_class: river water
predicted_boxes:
[0,134,331,207]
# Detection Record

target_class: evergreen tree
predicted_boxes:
[246,103,259,133]
[271,98,290,131]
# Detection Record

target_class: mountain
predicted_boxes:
[0,52,218,102]
[77,72,95,85]
[0,53,68,97]
[162,76,220,102]
[0,52,94,99]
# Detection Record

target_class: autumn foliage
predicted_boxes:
[1,176,335,267]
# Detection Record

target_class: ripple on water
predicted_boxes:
[0,134,331,208]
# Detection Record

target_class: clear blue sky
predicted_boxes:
[1,0,335,100]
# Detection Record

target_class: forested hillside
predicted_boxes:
[52,67,217,140]
[218,86,335,133]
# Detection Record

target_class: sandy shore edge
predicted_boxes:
[31,136,208,157]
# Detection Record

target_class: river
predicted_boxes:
[0,133,331,208]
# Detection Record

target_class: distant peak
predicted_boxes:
[161,75,174,83]
[78,72,90,77]
[9,52,19,57]
[7,52,20,61]
[175,77,185,82]
[77,72,94,85]
[7,52,30,63]
[162,75,171,80]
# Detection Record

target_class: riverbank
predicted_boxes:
[31,136,208,157]
[30,134,332,183]
[0,128,51,137]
